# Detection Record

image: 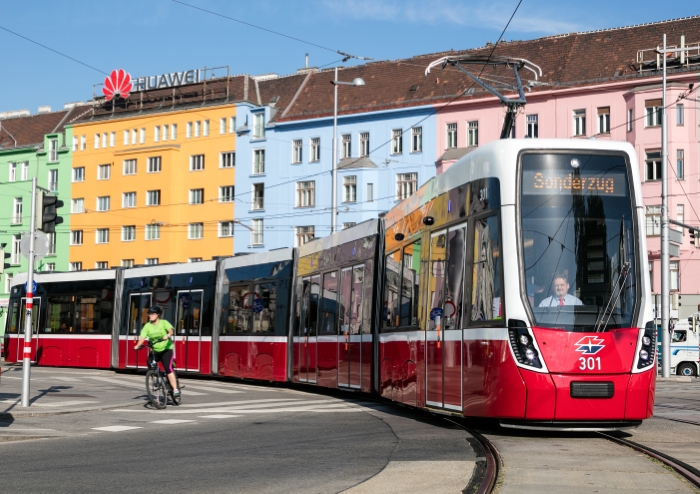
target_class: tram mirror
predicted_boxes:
[423,216,435,225]
[394,233,405,241]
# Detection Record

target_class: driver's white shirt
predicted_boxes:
[538,294,583,307]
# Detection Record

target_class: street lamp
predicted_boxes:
[331,69,365,234]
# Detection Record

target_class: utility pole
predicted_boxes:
[21,177,37,407]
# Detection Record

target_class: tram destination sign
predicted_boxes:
[522,170,626,197]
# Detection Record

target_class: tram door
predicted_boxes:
[426,225,465,411]
[339,265,364,388]
[174,290,203,372]
[298,275,319,383]
[16,298,41,363]
[127,294,151,368]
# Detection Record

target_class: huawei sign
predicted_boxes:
[103,69,133,101]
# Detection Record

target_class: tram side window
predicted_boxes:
[446,226,466,329]
[252,283,277,333]
[318,271,339,335]
[48,295,73,333]
[8,300,19,333]
[76,295,112,333]
[383,250,401,328]
[470,215,503,323]
[383,240,421,329]
[225,284,251,333]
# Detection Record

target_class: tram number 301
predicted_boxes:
[579,357,601,370]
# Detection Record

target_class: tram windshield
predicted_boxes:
[520,152,637,331]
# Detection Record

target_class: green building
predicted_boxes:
[0,106,84,335]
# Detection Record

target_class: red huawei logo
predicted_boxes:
[102,69,133,101]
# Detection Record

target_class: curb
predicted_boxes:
[0,401,141,419]
[657,376,694,382]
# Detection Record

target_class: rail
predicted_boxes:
[443,417,500,494]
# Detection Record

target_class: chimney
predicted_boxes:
[37,106,51,114]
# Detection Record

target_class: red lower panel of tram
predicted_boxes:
[218,336,287,382]
[3,334,111,368]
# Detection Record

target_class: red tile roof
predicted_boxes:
[0,109,76,149]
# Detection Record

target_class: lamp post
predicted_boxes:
[331,68,365,234]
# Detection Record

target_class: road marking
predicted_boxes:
[0,428,56,431]
[179,384,242,394]
[52,377,82,382]
[198,415,241,418]
[92,426,143,432]
[180,398,304,408]
[114,402,364,414]
[150,419,196,425]
[86,376,207,395]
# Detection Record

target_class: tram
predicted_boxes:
[3,139,654,428]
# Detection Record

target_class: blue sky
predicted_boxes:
[1,1,698,112]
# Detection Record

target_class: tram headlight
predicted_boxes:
[519,334,530,346]
[525,348,537,360]
[642,336,651,346]
[639,349,649,361]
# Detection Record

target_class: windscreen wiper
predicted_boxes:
[594,261,631,333]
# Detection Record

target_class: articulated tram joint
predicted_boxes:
[508,318,543,369]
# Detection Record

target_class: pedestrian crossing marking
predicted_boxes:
[198,415,241,418]
[92,425,143,432]
[150,419,196,424]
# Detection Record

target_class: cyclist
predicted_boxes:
[134,306,180,397]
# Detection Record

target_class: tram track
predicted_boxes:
[442,418,500,494]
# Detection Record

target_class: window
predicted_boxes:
[123,159,136,175]
[645,150,662,181]
[122,226,136,241]
[360,132,370,157]
[71,136,78,152]
[573,109,586,136]
[293,139,303,163]
[391,129,403,154]
[252,183,264,209]
[70,262,82,272]
[48,169,58,192]
[140,128,145,144]
[189,189,204,204]
[677,204,685,232]
[343,222,356,230]
[45,263,55,272]
[154,126,160,142]
[79,135,86,150]
[396,173,418,201]
[71,230,83,245]
[470,216,502,322]
[47,232,56,255]
[49,138,58,162]
[597,107,610,134]
[162,125,169,141]
[94,134,100,149]
[72,167,85,182]
[220,118,226,135]
[229,117,236,134]
[123,192,136,208]
[677,104,684,125]
[110,132,115,147]
[4,273,12,293]
[102,133,107,148]
[446,123,457,148]
[11,235,20,264]
[383,239,421,329]
[12,197,22,224]
[194,121,201,138]
[645,99,662,127]
[671,261,679,291]
[96,228,109,244]
[411,127,422,153]
[95,262,108,270]
[219,221,234,237]
[96,196,110,212]
[146,190,161,206]
[336,134,350,159]
[203,120,209,136]
[677,150,685,179]
[8,162,16,182]
[189,258,202,263]
[71,198,84,214]
[525,115,540,139]
[98,164,110,180]
[296,181,315,207]
[310,138,320,162]
[253,113,265,139]
[253,149,265,174]
[467,121,479,146]
[252,218,263,245]
[171,124,177,140]
[145,224,160,240]
[147,156,161,173]
[123,130,129,145]
[214,152,234,171]
[627,109,633,131]
[219,185,234,203]
[186,122,192,138]
[131,129,137,145]
[343,176,356,202]
[20,161,28,181]
[121,259,134,268]
[188,223,203,239]
[367,183,374,202]
[145,258,159,266]
[295,226,315,246]
[646,205,661,236]
[190,154,204,171]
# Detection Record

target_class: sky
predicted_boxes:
[1,0,698,113]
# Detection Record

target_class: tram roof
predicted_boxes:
[10,269,117,288]
[298,219,379,257]
[384,138,639,228]
[123,260,217,279]
[222,248,294,270]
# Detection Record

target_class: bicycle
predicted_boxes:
[140,340,182,409]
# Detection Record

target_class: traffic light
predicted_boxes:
[0,243,10,274]
[692,228,700,248]
[37,191,64,233]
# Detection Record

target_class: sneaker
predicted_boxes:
[173,389,181,397]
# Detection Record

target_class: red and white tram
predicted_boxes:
[3,139,654,429]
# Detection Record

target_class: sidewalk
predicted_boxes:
[0,363,147,417]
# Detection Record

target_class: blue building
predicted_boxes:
[235,65,437,252]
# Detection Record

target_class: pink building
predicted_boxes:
[431,16,700,318]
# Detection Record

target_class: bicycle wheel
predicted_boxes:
[146,370,168,409]
[170,375,182,406]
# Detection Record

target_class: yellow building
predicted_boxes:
[69,77,243,268]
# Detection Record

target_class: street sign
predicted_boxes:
[669,242,680,258]
[24,280,37,293]
[20,231,50,261]
[669,228,683,245]
[429,307,443,321]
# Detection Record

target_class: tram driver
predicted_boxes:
[538,273,583,307]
